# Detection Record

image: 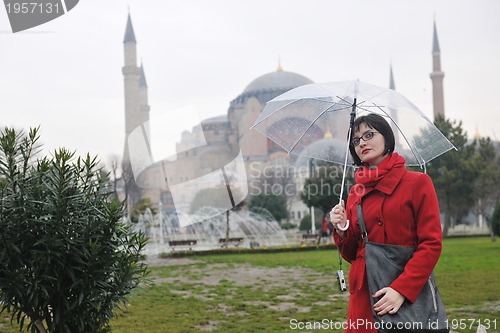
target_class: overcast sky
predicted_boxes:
[1,0,499,165]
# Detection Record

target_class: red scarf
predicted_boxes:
[351,153,406,201]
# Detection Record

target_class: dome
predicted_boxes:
[230,68,314,107]
[201,115,228,124]
[243,69,314,94]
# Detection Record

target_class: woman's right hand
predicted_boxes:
[329,200,348,234]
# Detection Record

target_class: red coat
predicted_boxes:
[333,162,442,332]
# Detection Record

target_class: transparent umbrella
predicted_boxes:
[251,80,456,201]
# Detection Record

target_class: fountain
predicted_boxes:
[132,207,292,255]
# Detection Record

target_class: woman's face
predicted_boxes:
[352,123,387,167]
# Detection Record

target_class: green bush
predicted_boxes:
[280,221,296,230]
[159,243,337,258]
[0,128,149,333]
[299,210,323,231]
[299,214,312,231]
[131,197,157,222]
[249,193,287,222]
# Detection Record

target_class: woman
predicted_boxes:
[330,114,443,332]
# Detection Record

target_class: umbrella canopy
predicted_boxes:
[252,80,456,168]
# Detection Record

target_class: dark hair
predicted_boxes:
[348,113,395,166]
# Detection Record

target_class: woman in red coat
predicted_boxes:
[330,114,443,332]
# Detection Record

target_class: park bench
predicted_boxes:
[168,239,197,251]
[218,237,244,248]
[301,233,320,245]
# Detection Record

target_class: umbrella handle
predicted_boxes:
[339,98,357,205]
[338,126,352,205]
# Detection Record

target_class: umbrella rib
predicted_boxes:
[337,95,362,107]
[287,103,338,154]
[250,99,300,128]
[356,86,394,104]
[338,97,380,111]
[251,97,340,128]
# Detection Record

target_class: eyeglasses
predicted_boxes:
[351,131,379,147]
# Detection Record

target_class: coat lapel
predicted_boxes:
[374,165,406,196]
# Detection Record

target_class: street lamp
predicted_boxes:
[158,201,163,244]
[309,158,316,234]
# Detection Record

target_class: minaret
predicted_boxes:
[388,62,399,144]
[430,19,445,119]
[122,13,142,212]
[389,62,396,90]
[139,63,151,130]
[123,13,141,157]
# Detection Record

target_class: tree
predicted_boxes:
[250,164,297,223]
[121,161,141,218]
[426,115,478,237]
[0,128,149,333]
[299,210,324,231]
[470,137,500,232]
[131,197,158,223]
[300,164,349,230]
[189,186,231,214]
[491,203,500,241]
[106,154,121,201]
[189,181,245,247]
[249,193,287,223]
[491,203,500,240]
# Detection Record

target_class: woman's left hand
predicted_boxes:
[372,287,405,316]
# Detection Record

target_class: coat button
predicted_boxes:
[380,192,385,196]
[377,218,383,226]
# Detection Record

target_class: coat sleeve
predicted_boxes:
[389,173,443,303]
[333,196,360,263]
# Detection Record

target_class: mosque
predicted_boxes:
[119,14,447,225]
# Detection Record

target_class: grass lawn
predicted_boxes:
[1,237,498,332]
